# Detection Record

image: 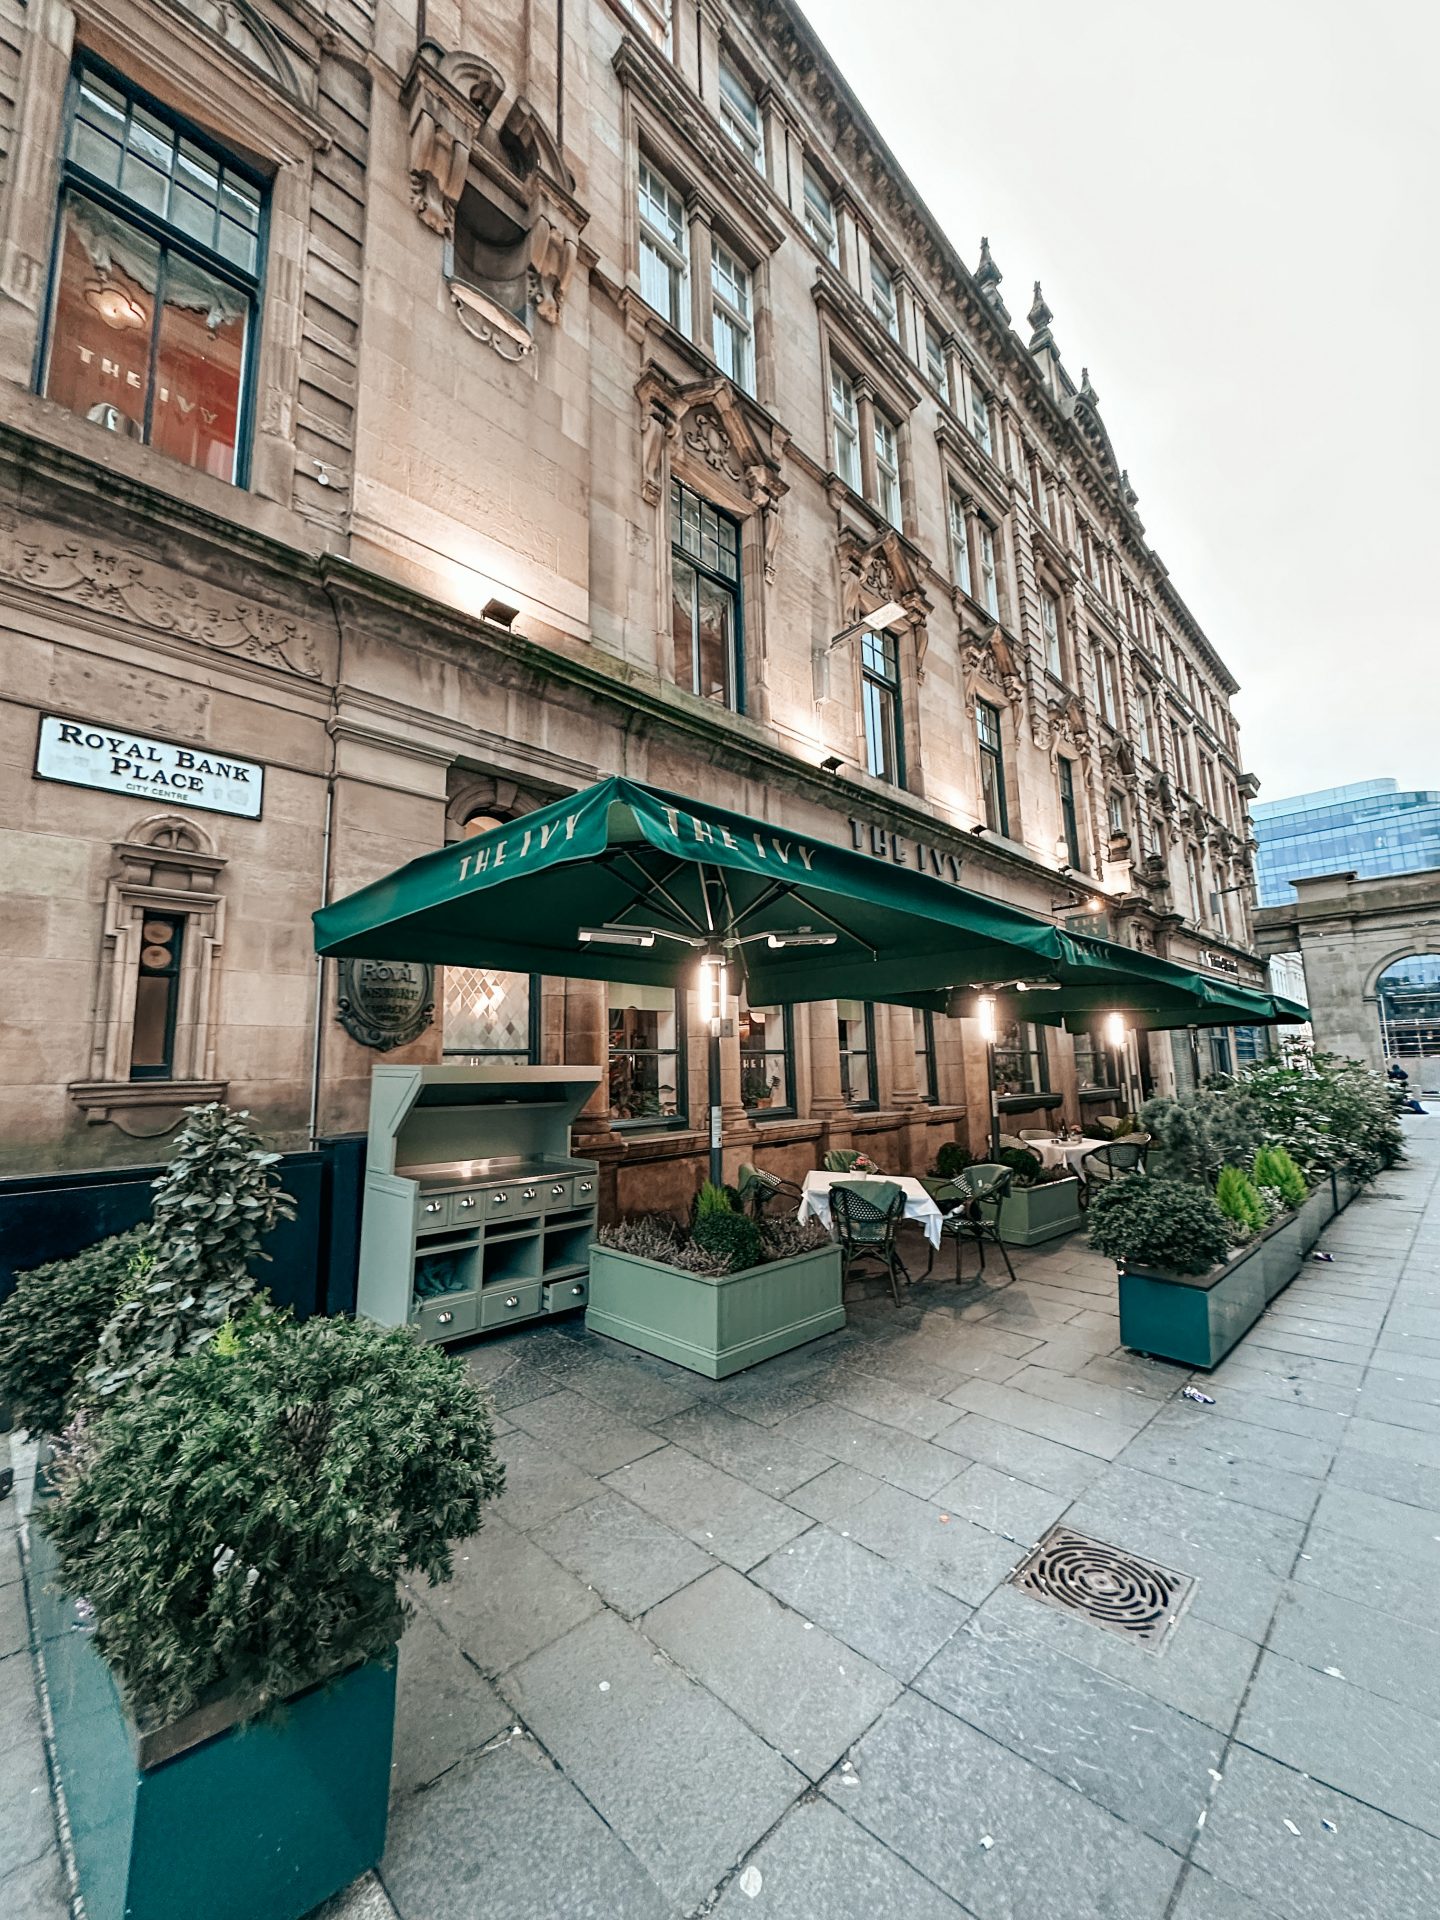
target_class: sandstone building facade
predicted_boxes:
[0,0,1266,1211]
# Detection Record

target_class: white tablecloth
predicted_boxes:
[1026,1136,1106,1176]
[798,1171,945,1249]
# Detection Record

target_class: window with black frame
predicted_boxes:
[913,1008,937,1102]
[1071,1031,1119,1094]
[41,62,264,485]
[861,629,904,786]
[130,913,184,1078]
[976,699,1008,835]
[739,999,793,1115]
[837,999,877,1107]
[993,1019,1047,1097]
[670,479,743,709]
[608,984,684,1125]
[1058,756,1082,867]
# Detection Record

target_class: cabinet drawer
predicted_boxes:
[412,1293,478,1343]
[544,1276,588,1314]
[450,1188,484,1226]
[416,1191,453,1229]
[571,1174,597,1207]
[512,1180,545,1220]
[542,1175,575,1210]
[479,1282,544,1329]
[481,1184,520,1222]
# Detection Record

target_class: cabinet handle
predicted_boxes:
[493,1191,508,1205]
[437,1311,454,1326]
[570,1284,585,1297]
[424,1201,443,1214]
[551,1184,565,1197]
[523,1187,537,1201]
[504,1294,520,1309]
[458,1196,476,1210]
[578,1181,593,1196]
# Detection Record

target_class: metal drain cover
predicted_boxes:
[1009,1525,1194,1650]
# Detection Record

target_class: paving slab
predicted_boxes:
[381,1737,680,1920]
[1146,1403,1337,1478]
[528,1490,714,1618]
[1311,1480,1440,1563]
[841,1481,1024,1604]
[711,1796,969,1919]
[0,1848,70,1920]
[642,1565,898,1779]
[828,1690,1181,1920]
[524,1343,700,1423]
[941,1378,1141,1458]
[749,1522,968,1681]
[1169,1866,1287,1919]
[412,1517,601,1676]
[390,1608,511,1799]
[821,1367,960,1439]
[601,1445,808,1570]
[1265,1578,1440,1720]
[654,1402,832,1495]
[1235,1649,1440,1837]
[1339,1412,1440,1468]
[1326,1441,1440,1511]
[1174,1393,1340,1454]
[783,1461,885,1522]
[914,1615,1224,1852]
[771,1402,958,1497]
[504,1388,666,1474]
[932,1461,1072,1544]
[1194,1740,1440,1920]
[1112,1426,1322,1523]
[493,1431,605,1533]
[504,1611,800,1911]
[1291,1522,1440,1633]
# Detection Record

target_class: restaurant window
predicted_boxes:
[874,410,900,525]
[718,58,764,171]
[1057,756,1081,868]
[1095,645,1119,725]
[870,254,899,341]
[947,488,972,596]
[860,627,904,787]
[1207,1031,1233,1080]
[1071,1031,1118,1093]
[837,999,877,1107]
[130,912,184,1078]
[1040,588,1063,679]
[830,362,861,490]
[803,162,839,264]
[670,478,742,709]
[913,1008,937,1102]
[608,983,684,1125]
[976,698,1008,835]
[41,62,264,485]
[710,238,754,393]
[993,1019,1047,1096]
[638,157,689,332]
[970,382,993,455]
[977,519,1000,618]
[739,999,793,1115]
[924,318,947,397]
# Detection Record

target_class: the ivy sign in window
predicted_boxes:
[41,63,264,484]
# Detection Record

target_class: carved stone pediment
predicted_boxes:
[169,0,308,101]
[1101,735,1136,779]
[836,527,933,673]
[636,367,790,579]
[403,46,503,237]
[1046,690,1090,753]
[961,625,1025,709]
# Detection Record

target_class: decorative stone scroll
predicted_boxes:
[635,368,789,579]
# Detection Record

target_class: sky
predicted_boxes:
[799,0,1440,803]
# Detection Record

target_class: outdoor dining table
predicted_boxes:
[797,1171,946,1249]
[1026,1135,1107,1176]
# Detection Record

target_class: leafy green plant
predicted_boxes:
[1140,1084,1262,1182]
[0,1229,149,1436]
[691,1209,765,1273]
[932,1142,975,1180]
[42,1315,503,1729]
[1087,1176,1231,1276]
[997,1146,1044,1186]
[695,1180,737,1221]
[1238,1055,1403,1180]
[1215,1166,1266,1237]
[1253,1144,1308,1208]
[90,1104,295,1399]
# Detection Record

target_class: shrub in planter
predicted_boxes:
[1238,1054,1403,1180]
[1140,1085,1263,1182]
[997,1146,1043,1185]
[0,1228,149,1437]
[1087,1176,1231,1277]
[1253,1145,1308,1208]
[42,1313,503,1730]
[1215,1166,1267,1240]
[932,1142,975,1181]
[691,1208,765,1274]
[758,1215,835,1260]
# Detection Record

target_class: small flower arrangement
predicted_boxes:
[852,1152,881,1174]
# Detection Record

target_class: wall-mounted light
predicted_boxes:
[483,597,520,628]
[698,951,729,1026]
[976,993,997,1044]
[1104,1010,1127,1049]
[825,599,906,653]
[578,925,657,948]
[766,930,838,949]
[820,754,844,775]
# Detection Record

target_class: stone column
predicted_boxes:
[808,1000,847,1120]
[856,380,879,506]
[564,978,612,1139]
[686,195,714,353]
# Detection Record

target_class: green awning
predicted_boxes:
[314,776,1083,1002]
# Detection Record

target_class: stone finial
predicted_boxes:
[975,236,1010,322]
[1080,366,1100,407]
[1120,469,1139,508]
[1027,281,1057,354]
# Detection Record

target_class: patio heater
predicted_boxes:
[1104,1009,1133,1115]
[976,991,1000,1158]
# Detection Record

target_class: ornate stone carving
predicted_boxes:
[402,46,503,239]
[683,407,745,481]
[634,369,789,541]
[961,627,1025,708]
[169,0,305,100]
[836,527,932,676]
[336,957,436,1052]
[0,513,323,677]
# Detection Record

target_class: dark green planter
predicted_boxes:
[997,1178,1083,1246]
[26,1516,395,1920]
[586,1242,844,1378]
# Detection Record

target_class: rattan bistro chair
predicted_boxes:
[1018,1128,1051,1144]
[737,1163,802,1220]
[822,1148,863,1174]
[1078,1139,1148,1208]
[953,1163,1018,1282]
[830,1179,908,1306]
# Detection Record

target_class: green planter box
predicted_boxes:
[586,1242,845,1378]
[1117,1196,1337,1370]
[26,1516,395,1920]
[997,1177,1083,1246]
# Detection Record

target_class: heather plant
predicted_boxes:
[1087,1176,1230,1275]
[758,1214,833,1260]
[0,1229,149,1436]
[90,1104,295,1399]
[42,1314,503,1729]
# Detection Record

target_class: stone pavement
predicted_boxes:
[5,1118,1440,1919]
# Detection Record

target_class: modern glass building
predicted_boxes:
[1252,779,1440,906]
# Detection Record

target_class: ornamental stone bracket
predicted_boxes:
[836,527,932,676]
[1044,689,1091,760]
[960,624,1025,713]
[636,366,790,578]
[402,44,503,238]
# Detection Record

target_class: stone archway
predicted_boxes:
[1373,951,1440,1095]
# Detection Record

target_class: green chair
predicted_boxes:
[1018,1128,1051,1144]
[830,1179,907,1306]
[737,1162,802,1220]
[922,1178,971,1281]
[823,1148,863,1174]
[1078,1139,1147,1208]
[949,1163,1017,1282]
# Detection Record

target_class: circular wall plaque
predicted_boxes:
[335,957,436,1051]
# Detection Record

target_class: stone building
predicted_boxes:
[0,0,1266,1215]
